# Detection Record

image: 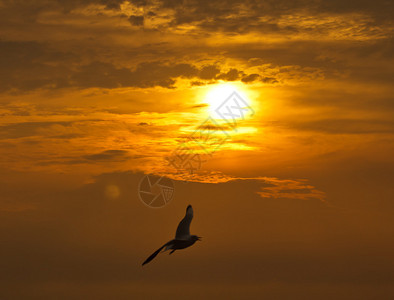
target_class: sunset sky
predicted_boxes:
[1,0,394,299]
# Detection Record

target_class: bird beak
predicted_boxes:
[197,236,202,241]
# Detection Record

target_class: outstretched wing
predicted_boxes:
[175,205,193,240]
[142,240,172,266]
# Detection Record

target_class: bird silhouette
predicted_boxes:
[142,205,201,266]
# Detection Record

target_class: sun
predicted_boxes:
[202,82,253,119]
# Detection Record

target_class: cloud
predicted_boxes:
[162,171,326,202]
[241,73,260,83]
[284,119,394,134]
[198,65,221,80]
[83,149,131,162]
[0,121,74,139]
[258,178,326,202]
[0,42,269,91]
[128,15,144,26]
[216,68,243,81]
[0,41,75,92]
[0,1,392,95]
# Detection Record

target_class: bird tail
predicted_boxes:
[142,241,172,266]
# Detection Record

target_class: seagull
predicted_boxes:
[142,205,201,266]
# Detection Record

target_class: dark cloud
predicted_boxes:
[190,103,209,108]
[73,61,180,89]
[83,149,131,162]
[241,73,260,83]
[0,40,267,91]
[3,0,393,22]
[154,0,393,34]
[0,121,74,139]
[194,66,260,84]
[199,65,221,80]
[128,15,144,26]
[190,80,205,86]
[260,76,278,84]
[63,60,200,89]
[216,68,243,81]
[0,41,191,90]
[0,41,76,92]
[284,119,394,134]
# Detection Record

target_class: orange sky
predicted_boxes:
[1,0,394,299]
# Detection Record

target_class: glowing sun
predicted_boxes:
[202,83,253,119]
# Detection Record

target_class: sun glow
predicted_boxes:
[202,83,253,119]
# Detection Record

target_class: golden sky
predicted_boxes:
[1,0,394,299]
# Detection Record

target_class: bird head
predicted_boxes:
[191,235,202,242]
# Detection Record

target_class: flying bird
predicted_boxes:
[142,205,201,266]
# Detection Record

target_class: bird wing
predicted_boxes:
[142,240,172,266]
[175,205,193,240]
